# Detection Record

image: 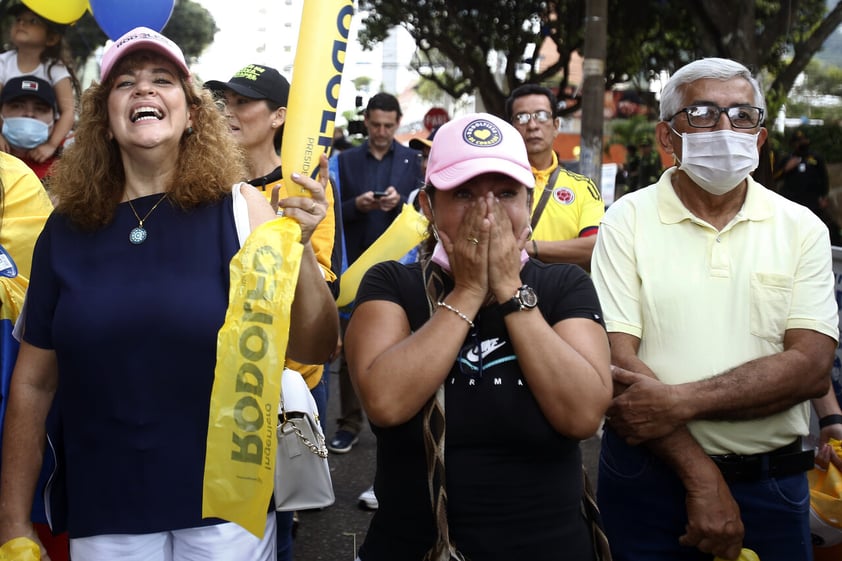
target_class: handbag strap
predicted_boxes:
[530,165,563,230]
[582,466,612,561]
[420,260,467,561]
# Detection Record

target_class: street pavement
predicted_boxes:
[291,366,602,561]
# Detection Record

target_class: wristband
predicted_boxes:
[437,301,474,328]
[819,414,842,428]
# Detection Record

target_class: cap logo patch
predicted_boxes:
[463,119,502,148]
[232,64,265,82]
[21,80,38,92]
[553,187,575,205]
[116,30,168,50]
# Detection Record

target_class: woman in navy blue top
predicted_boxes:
[0,27,338,561]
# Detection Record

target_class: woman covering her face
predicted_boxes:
[345,112,612,561]
[0,27,337,561]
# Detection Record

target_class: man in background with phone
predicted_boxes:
[331,92,423,509]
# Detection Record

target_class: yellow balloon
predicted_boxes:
[22,0,87,24]
[281,0,353,195]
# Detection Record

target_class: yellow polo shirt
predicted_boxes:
[531,152,604,241]
[592,167,838,455]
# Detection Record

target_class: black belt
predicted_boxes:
[709,439,814,483]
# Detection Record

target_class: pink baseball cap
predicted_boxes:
[425,112,534,190]
[100,27,190,81]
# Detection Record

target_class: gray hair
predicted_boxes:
[659,58,765,123]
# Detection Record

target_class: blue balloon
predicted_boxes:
[89,0,175,41]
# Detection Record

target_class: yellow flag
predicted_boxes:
[202,218,302,537]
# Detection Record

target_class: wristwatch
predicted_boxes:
[498,285,538,317]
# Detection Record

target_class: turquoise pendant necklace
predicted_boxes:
[127,193,169,245]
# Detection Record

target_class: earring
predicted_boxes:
[271,122,278,129]
[526,225,533,240]
[186,126,194,136]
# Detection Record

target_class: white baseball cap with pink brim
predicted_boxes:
[100,27,190,81]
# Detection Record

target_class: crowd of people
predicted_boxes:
[0,5,840,561]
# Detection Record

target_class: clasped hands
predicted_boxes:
[607,365,692,444]
[439,192,530,305]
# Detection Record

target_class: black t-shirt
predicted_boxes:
[355,259,603,561]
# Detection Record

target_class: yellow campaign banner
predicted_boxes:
[281,0,353,193]
[202,218,302,537]
[337,204,429,307]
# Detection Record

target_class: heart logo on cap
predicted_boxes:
[463,118,502,147]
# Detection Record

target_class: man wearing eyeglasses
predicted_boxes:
[591,58,839,561]
[505,84,604,270]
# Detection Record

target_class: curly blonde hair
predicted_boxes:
[48,52,247,231]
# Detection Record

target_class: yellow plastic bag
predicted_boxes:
[0,537,39,561]
[337,203,429,307]
[809,438,842,547]
[202,218,302,537]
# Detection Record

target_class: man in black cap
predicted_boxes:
[774,129,840,245]
[0,74,59,179]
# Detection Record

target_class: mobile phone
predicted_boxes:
[373,191,387,198]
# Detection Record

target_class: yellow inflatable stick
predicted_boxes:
[202,218,302,537]
[281,0,353,194]
[337,204,429,307]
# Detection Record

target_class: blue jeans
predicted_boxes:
[275,511,293,561]
[311,374,328,429]
[597,428,813,561]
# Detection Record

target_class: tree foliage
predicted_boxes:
[359,0,842,122]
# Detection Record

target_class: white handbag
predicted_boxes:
[274,368,335,511]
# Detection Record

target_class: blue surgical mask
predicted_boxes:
[2,116,50,149]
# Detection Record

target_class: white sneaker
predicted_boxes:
[357,485,378,510]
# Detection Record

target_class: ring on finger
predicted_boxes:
[309,200,317,212]
[466,236,479,245]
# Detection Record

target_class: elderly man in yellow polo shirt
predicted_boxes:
[591,58,839,561]
[505,84,604,270]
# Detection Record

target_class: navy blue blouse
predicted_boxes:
[24,193,241,538]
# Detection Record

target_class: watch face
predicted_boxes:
[519,286,538,308]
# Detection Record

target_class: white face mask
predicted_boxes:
[673,128,760,195]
